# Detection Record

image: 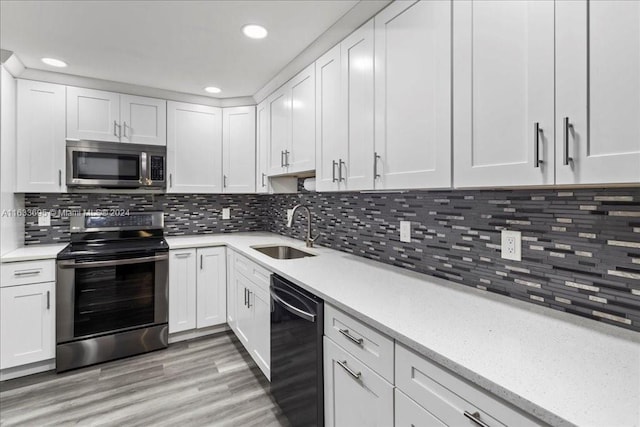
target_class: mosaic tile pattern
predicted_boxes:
[266,187,640,332]
[23,187,640,332]
[23,193,266,244]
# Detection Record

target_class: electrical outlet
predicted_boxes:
[286,209,294,227]
[38,211,51,227]
[400,221,411,243]
[222,208,230,220]
[501,230,522,261]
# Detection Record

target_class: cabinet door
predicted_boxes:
[395,389,446,427]
[169,249,197,333]
[256,101,271,193]
[556,0,640,184]
[267,89,290,176]
[341,20,375,191]
[223,106,256,193]
[0,282,54,369]
[196,247,227,328]
[249,283,271,380]
[120,94,167,146]
[234,272,253,348]
[453,0,555,188]
[167,101,222,193]
[324,337,393,427]
[67,87,120,142]
[226,250,237,331]
[288,63,316,173]
[315,45,346,192]
[376,1,452,190]
[16,80,66,192]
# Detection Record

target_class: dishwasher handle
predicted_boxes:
[270,287,316,323]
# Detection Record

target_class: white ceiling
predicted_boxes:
[0,0,359,98]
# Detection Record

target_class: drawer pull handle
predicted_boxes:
[338,328,363,345]
[14,269,42,276]
[463,411,490,427]
[174,253,191,258]
[337,360,361,380]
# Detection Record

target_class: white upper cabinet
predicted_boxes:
[67,87,120,142]
[376,0,452,190]
[167,101,222,193]
[266,64,316,176]
[315,44,345,192]
[16,80,66,193]
[222,106,256,193]
[120,94,167,145]
[256,100,270,193]
[453,0,554,188]
[267,90,290,176]
[67,87,166,145]
[342,20,375,191]
[288,64,316,173]
[556,0,640,185]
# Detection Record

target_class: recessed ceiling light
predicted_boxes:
[205,86,221,94]
[242,24,268,39]
[41,57,67,68]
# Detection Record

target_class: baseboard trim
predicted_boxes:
[0,359,55,381]
[168,324,229,344]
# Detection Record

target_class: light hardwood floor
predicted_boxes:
[0,331,289,427]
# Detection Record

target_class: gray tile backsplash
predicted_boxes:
[23,187,640,332]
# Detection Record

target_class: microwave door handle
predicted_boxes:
[140,152,148,185]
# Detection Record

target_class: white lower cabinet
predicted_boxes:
[0,281,55,370]
[395,343,540,427]
[169,247,226,335]
[323,337,394,427]
[395,388,446,427]
[228,250,271,379]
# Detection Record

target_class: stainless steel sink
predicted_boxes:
[251,245,315,260]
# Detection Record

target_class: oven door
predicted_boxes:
[56,252,169,343]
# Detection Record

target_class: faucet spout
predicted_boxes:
[288,204,319,247]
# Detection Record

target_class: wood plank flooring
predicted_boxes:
[0,331,290,427]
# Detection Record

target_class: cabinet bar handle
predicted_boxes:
[223,175,227,188]
[262,173,266,187]
[534,122,543,168]
[58,169,62,186]
[14,269,41,276]
[200,254,203,270]
[169,173,173,188]
[463,411,490,427]
[374,152,381,179]
[563,117,573,166]
[46,291,50,310]
[123,121,128,138]
[283,150,290,167]
[337,360,361,380]
[332,160,338,183]
[244,288,248,306]
[338,328,363,345]
[338,159,345,182]
[280,150,285,167]
[174,252,191,258]
[113,120,118,137]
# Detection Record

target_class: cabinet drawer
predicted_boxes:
[1,260,55,287]
[396,343,540,427]
[324,304,394,382]
[233,252,271,291]
[395,388,446,427]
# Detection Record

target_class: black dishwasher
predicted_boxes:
[270,274,324,427]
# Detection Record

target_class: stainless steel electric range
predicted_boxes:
[55,211,169,372]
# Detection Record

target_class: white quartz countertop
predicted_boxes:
[1,243,68,263]
[167,233,640,427]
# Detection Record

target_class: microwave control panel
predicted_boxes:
[150,156,165,181]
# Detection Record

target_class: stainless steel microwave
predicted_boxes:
[66,140,166,190]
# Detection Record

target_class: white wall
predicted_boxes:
[1,64,24,255]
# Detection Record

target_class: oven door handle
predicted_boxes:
[270,288,316,323]
[58,253,169,269]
